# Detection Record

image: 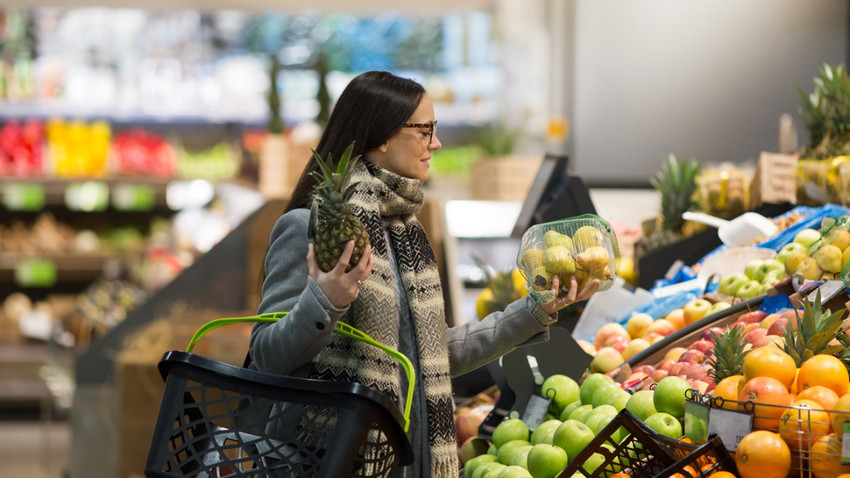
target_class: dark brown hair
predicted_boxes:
[285,71,426,212]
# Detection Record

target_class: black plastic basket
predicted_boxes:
[559,409,681,478]
[145,313,415,478]
[657,434,738,478]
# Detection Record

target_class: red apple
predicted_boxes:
[686,364,709,380]
[678,349,706,365]
[632,364,657,375]
[688,339,714,355]
[622,338,650,360]
[589,346,624,373]
[668,362,684,376]
[691,380,711,394]
[646,319,676,337]
[759,313,780,330]
[650,369,670,382]
[700,326,725,343]
[739,322,760,336]
[665,308,686,330]
[594,322,629,349]
[664,347,687,362]
[576,339,597,356]
[744,327,768,344]
[657,359,675,372]
[767,318,789,337]
[737,310,767,324]
[604,334,630,353]
[753,334,784,348]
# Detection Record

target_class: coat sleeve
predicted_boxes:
[248,209,348,376]
[446,295,557,378]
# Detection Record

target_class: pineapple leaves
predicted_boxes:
[782,289,848,367]
[649,154,700,234]
[706,324,750,384]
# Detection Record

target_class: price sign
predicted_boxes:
[684,400,710,444]
[3,183,45,211]
[751,152,797,207]
[707,406,753,452]
[842,422,850,464]
[14,258,57,287]
[113,183,155,211]
[65,181,109,211]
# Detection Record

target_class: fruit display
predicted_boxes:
[113,128,177,177]
[697,164,751,220]
[0,119,44,175]
[308,142,370,273]
[47,119,111,177]
[516,214,620,300]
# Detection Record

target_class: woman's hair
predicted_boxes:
[285,71,426,212]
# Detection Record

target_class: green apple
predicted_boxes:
[582,452,606,474]
[553,419,595,463]
[541,374,580,415]
[777,241,806,263]
[761,269,785,287]
[609,389,632,412]
[682,298,712,325]
[559,401,583,421]
[626,390,657,421]
[505,444,533,467]
[583,405,618,431]
[706,301,731,315]
[718,272,748,296]
[736,279,762,298]
[591,381,624,408]
[579,373,615,404]
[497,439,532,464]
[794,228,821,247]
[755,258,784,282]
[531,419,563,445]
[464,454,498,478]
[473,461,507,478]
[565,404,593,422]
[652,376,691,419]
[644,411,683,440]
[492,418,530,449]
[460,437,490,465]
[498,465,533,478]
[744,259,764,280]
[526,443,569,478]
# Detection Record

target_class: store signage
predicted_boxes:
[706,407,753,452]
[684,400,710,444]
[3,183,44,211]
[750,152,797,207]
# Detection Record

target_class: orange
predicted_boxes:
[609,474,631,478]
[713,375,746,410]
[742,346,797,390]
[669,464,698,478]
[797,385,840,421]
[708,472,736,478]
[810,433,850,478]
[738,376,792,429]
[791,367,800,394]
[778,399,831,451]
[798,354,850,397]
[831,393,850,433]
[735,430,791,478]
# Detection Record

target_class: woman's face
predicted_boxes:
[369,93,441,182]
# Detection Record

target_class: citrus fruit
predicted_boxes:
[742,346,796,390]
[830,393,850,433]
[476,288,493,319]
[810,433,850,478]
[708,472,736,478]
[796,385,840,419]
[798,354,850,397]
[737,376,791,429]
[713,375,746,410]
[778,398,830,451]
[735,430,791,478]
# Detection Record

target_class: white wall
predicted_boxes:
[565,0,848,186]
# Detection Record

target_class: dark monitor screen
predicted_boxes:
[510,153,596,239]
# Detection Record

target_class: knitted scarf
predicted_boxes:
[310,160,458,476]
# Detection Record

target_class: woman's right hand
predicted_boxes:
[307,240,373,309]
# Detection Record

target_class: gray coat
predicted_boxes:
[250,208,558,476]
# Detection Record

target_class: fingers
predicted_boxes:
[333,240,356,272]
[306,243,319,278]
[577,279,601,301]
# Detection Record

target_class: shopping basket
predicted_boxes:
[144,312,415,478]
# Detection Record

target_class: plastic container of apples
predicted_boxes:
[516,214,620,303]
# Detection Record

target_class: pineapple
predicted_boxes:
[783,290,849,366]
[706,324,750,384]
[309,142,370,272]
[643,154,701,251]
[474,256,525,319]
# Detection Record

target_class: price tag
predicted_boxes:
[521,394,550,430]
[755,152,797,205]
[65,181,109,211]
[112,183,155,211]
[14,258,57,287]
[3,183,45,211]
[684,400,710,444]
[842,422,850,464]
[707,407,753,452]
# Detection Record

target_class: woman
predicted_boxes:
[249,70,599,477]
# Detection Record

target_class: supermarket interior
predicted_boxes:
[3,1,850,478]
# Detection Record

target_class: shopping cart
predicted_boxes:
[144,312,415,477]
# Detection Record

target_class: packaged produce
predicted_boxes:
[516,214,620,301]
[697,164,751,219]
[784,214,850,281]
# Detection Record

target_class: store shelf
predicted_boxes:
[0,176,172,212]
[0,251,113,285]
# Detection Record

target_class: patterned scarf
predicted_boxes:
[310,160,458,476]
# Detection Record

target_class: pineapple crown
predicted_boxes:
[706,323,750,384]
[472,255,522,314]
[309,142,361,216]
[798,63,850,159]
[650,154,701,234]
[783,289,850,367]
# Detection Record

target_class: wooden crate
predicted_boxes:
[470,155,542,201]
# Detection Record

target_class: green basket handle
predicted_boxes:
[185,312,414,432]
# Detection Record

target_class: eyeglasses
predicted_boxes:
[403,120,437,145]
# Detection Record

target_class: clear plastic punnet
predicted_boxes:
[516,214,621,302]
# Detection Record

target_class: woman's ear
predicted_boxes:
[377,142,389,153]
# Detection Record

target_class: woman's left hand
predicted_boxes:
[539,274,601,316]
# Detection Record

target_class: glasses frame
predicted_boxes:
[403,120,437,145]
